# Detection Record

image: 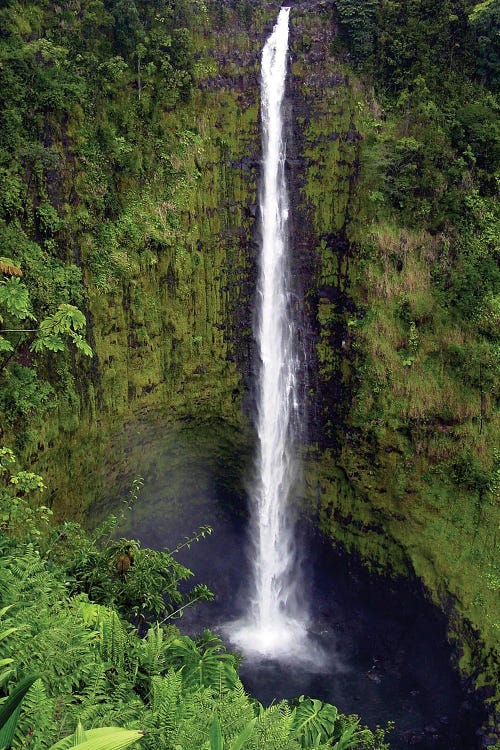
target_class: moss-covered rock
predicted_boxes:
[288,2,498,734]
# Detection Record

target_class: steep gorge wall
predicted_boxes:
[286,3,498,735]
[11,6,273,517]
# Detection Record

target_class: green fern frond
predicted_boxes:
[173,688,213,750]
[81,663,109,706]
[151,671,182,729]
[13,678,55,750]
[96,608,127,667]
[212,681,254,746]
[253,701,297,750]
[165,633,237,693]
[139,627,165,678]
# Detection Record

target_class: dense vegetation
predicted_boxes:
[318,0,499,685]
[0,0,212,450]
[281,5,498,712]
[0,473,390,750]
[331,0,499,487]
[294,0,498,738]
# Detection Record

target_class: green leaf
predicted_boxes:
[292,697,339,748]
[0,675,39,749]
[0,628,19,643]
[9,471,45,492]
[71,333,93,357]
[31,333,65,353]
[210,718,223,750]
[230,717,257,750]
[167,633,237,691]
[469,0,495,22]
[0,668,14,687]
[0,338,13,353]
[0,278,32,320]
[32,305,92,355]
[74,721,86,746]
[53,304,86,332]
[332,720,360,750]
[48,727,144,750]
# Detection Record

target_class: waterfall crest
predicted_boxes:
[230,6,309,658]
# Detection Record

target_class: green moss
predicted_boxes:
[5,19,262,517]
[290,4,499,719]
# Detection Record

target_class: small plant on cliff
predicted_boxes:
[0,447,51,541]
[0,259,92,438]
[0,263,92,359]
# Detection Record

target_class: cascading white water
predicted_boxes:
[230,6,309,658]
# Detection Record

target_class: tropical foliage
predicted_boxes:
[319,0,499,709]
[0,482,391,750]
[0,0,211,449]
[334,0,499,503]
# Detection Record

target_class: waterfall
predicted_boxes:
[230,6,309,658]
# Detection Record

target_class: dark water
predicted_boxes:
[108,426,485,750]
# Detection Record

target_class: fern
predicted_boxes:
[251,702,297,750]
[13,678,55,750]
[151,672,182,732]
[0,528,390,750]
[165,632,238,692]
[137,626,168,679]
[209,716,258,750]
[0,606,19,683]
[173,688,214,750]
[212,682,255,749]
[96,607,127,668]
[5,547,56,600]
[26,621,97,694]
[113,681,136,707]
[229,717,257,750]
[78,699,144,732]
[79,664,109,714]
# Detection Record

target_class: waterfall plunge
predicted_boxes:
[230,7,310,659]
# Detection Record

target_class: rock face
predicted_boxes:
[287,2,498,737]
[21,5,266,516]
[9,0,497,737]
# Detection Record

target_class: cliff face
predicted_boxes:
[9,4,270,516]
[2,0,497,734]
[285,3,498,732]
